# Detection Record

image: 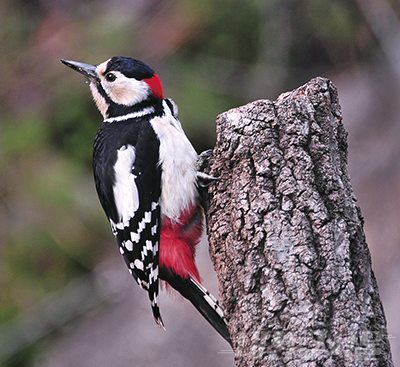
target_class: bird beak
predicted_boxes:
[61,59,99,82]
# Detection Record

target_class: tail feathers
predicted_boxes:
[189,277,226,321]
[151,300,165,330]
[166,276,232,347]
[143,279,165,330]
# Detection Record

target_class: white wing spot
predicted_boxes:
[124,240,133,251]
[131,231,140,243]
[151,222,158,236]
[149,266,159,284]
[144,211,151,223]
[138,218,146,232]
[134,259,144,271]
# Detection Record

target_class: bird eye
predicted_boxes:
[105,73,117,82]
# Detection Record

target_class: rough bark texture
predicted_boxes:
[199,78,393,366]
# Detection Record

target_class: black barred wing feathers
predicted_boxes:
[112,200,163,327]
[93,119,163,326]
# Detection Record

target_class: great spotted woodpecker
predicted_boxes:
[61,57,231,345]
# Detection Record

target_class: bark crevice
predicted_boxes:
[200,77,393,366]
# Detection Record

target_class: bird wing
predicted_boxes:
[94,121,163,327]
[111,138,163,327]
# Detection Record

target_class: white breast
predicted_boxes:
[150,100,198,222]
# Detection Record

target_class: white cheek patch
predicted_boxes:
[90,60,152,117]
[113,144,139,223]
[102,71,150,106]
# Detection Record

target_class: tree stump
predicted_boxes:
[199,77,393,366]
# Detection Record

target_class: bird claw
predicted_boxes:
[196,149,213,170]
[197,172,220,187]
[196,149,220,187]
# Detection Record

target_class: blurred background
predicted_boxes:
[1,0,400,365]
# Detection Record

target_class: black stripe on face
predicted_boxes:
[96,83,113,105]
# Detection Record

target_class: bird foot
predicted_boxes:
[196,150,220,187]
[197,172,220,187]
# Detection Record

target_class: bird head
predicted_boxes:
[61,57,164,119]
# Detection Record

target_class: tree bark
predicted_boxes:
[199,77,394,366]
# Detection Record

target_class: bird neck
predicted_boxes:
[106,96,163,120]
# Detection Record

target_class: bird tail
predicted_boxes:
[166,275,232,347]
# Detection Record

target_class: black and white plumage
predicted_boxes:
[61,57,231,345]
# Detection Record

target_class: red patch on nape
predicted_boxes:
[143,74,164,100]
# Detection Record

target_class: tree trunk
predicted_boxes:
[199,77,393,366]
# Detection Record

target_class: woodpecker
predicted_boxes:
[61,57,231,345]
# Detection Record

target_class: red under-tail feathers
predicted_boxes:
[159,204,203,282]
[158,203,233,346]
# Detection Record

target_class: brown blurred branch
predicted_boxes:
[199,78,393,366]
